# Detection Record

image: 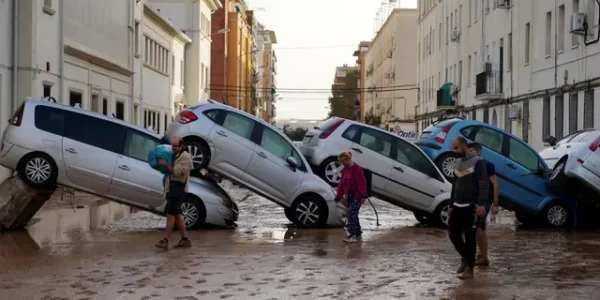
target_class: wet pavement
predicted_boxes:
[1,182,600,299]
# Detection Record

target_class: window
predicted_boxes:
[342,125,360,141]
[134,104,139,125]
[143,36,169,74]
[555,94,565,138]
[545,12,552,57]
[584,89,595,128]
[69,91,82,107]
[508,137,540,171]
[573,0,580,47]
[34,106,67,136]
[43,84,52,98]
[171,55,175,85]
[205,67,209,91]
[438,22,442,50]
[543,97,551,139]
[116,101,124,120]
[260,127,293,160]
[459,5,463,30]
[508,33,513,70]
[395,138,438,177]
[222,112,254,139]
[525,23,531,64]
[458,60,463,87]
[358,128,393,157]
[474,0,478,21]
[203,109,222,122]
[473,52,478,80]
[558,5,565,52]
[467,55,472,84]
[164,113,168,133]
[446,16,449,44]
[469,0,472,24]
[77,116,126,153]
[124,130,159,162]
[102,98,108,115]
[91,94,100,113]
[180,60,185,88]
[588,0,597,35]
[569,93,579,133]
[134,21,140,56]
[473,127,503,153]
[144,110,159,130]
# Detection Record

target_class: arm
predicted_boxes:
[475,160,489,206]
[490,174,499,206]
[449,176,456,206]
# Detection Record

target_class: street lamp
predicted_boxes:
[201,28,230,40]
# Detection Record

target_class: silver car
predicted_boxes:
[163,100,345,228]
[300,117,452,227]
[0,98,238,229]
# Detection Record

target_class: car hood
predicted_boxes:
[189,176,233,202]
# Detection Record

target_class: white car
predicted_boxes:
[540,129,600,194]
[163,100,346,228]
[300,117,453,227]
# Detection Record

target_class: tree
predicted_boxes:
[328,70,359,119]
[283,125,308,141]
[364,112,382,126]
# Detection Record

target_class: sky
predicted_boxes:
[248,0,418,121]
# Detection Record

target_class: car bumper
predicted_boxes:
[416,141,447,160]
[204,201,239,228]
[0,143,29,171]
[565,162,600,195]
[325,200,347,227]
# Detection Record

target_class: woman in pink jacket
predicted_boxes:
[335,151,368,243]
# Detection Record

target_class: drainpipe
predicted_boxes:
[554,0,558,88]
[59,0,64,103]
[11,0,19,112]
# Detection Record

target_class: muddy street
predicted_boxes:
[1,188,600,300]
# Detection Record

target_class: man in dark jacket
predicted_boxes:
[448,136,489,279]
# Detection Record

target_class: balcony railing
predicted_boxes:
[475,70,503,101]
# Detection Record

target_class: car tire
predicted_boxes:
[180,195,206,230]
[185,140,210,171]
[436,153,456,181]
[290,196,328,228]
[318,157,343,187]
[413,212,428,224]
[548,159,568,188]
[17,153,58,190]
[431,201,451,228]
[541,201,573,228]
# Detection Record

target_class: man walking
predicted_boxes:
[468,142,500,266]
[448,136,489,279]
[156,137,193,249]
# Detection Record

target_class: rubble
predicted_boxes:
[0,176,55,230]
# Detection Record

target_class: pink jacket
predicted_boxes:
[335,163,368,201]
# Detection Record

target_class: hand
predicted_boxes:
[360,198,367,205]
[477,205,487,218]
[491,205,500,215]
[158,158,168,166]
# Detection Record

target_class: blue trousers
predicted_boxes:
[347,198,362,237]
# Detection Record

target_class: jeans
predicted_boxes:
[347,198,362,237]
[448,205,477,268]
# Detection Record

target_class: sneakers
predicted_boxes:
[155,238,168,249]
[343,235,362,243]
[458,267,473,279]
[475,255,490,266]
[456,261,466,274]
[155,237,191,249]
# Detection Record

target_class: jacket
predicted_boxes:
[335,163,368,201]
[164,151,193,193]
[450,152,489,206]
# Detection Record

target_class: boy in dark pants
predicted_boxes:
[448,137,489,279]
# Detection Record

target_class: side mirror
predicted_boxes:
[544,135,557,146]
[286,156,299,168]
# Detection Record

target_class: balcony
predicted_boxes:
[436,83,457,111]
[475,70,503,101]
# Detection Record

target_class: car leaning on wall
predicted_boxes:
[0,98,239,229]
[415,118,579,228]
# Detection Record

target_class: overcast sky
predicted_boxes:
[248,0,418,121]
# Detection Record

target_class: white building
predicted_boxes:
[256,23,278,122]
[417,0,600,151]
[364,8,419,133]
[148,0,223,106]
[138,3,191,133]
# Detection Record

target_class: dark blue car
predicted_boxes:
[415,118,577,228]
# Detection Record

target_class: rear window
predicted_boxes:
[35,106,67,136]
[315,118,341,130]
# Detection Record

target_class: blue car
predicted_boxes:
[415,118,577,228]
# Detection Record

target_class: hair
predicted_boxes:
[454,136,468,146]
[171,136,184,146]
[468,142,482,152]
[338,150,353,160]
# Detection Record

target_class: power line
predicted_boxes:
[208,87,419,94]
[208,84,418,91]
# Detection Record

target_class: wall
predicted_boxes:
[210,1,229,103]
[0,0,13,180]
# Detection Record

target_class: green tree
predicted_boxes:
[283,125,308,141]
[328,70,359,119]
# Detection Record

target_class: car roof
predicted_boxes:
[338,117,416,143]
[27,98,161,139]
[453,119,528,143]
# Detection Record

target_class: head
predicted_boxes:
[338,150,353,167]
[468,142,483,156]
[170,137,184,153]
[451,136,470,158]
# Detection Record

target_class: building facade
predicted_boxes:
[353,41,371,122]
[417,0,600,151]
[148,0,222,106]
[364,8,419,132]
[256,24,278,123]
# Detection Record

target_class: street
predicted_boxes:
[1,183,599,300]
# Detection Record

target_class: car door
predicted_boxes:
[207,110,256,179]
[243,124,306,204]
[61,114,125,195]
[349,126,394,196]
[106,129,165,208]
[503,135,548,212]
[386,137,449,210]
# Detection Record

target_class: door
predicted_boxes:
[208,111,255,179]
[349,126,393,196]
[503,135,547,212]
[243,125,305,204]
[61,114,125,195]
[107,129,165,208]
[386,137,448,210]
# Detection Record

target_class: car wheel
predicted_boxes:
[549,159,568,188]
[18,153,58,190]
[290,196,328,228]
[319,157,343,187]
[431,201,450,228]
[180,195,206,230]
[413,212,428,224]
[436,154,456,180]
[185,140,210,171]
[541,201,572,228]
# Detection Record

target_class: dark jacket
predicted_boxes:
[450,152,489,206]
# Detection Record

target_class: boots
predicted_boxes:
[456,261,466,274]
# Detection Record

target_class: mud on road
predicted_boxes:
[1,187,600,300]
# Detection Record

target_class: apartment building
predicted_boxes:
[364,8,419,132]
[417,0,600,151]
[256,23,278,123]
[353,41,371,122]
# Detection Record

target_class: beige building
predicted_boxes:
[364,8,418,132]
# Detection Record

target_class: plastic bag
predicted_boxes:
[148,144,173,174]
